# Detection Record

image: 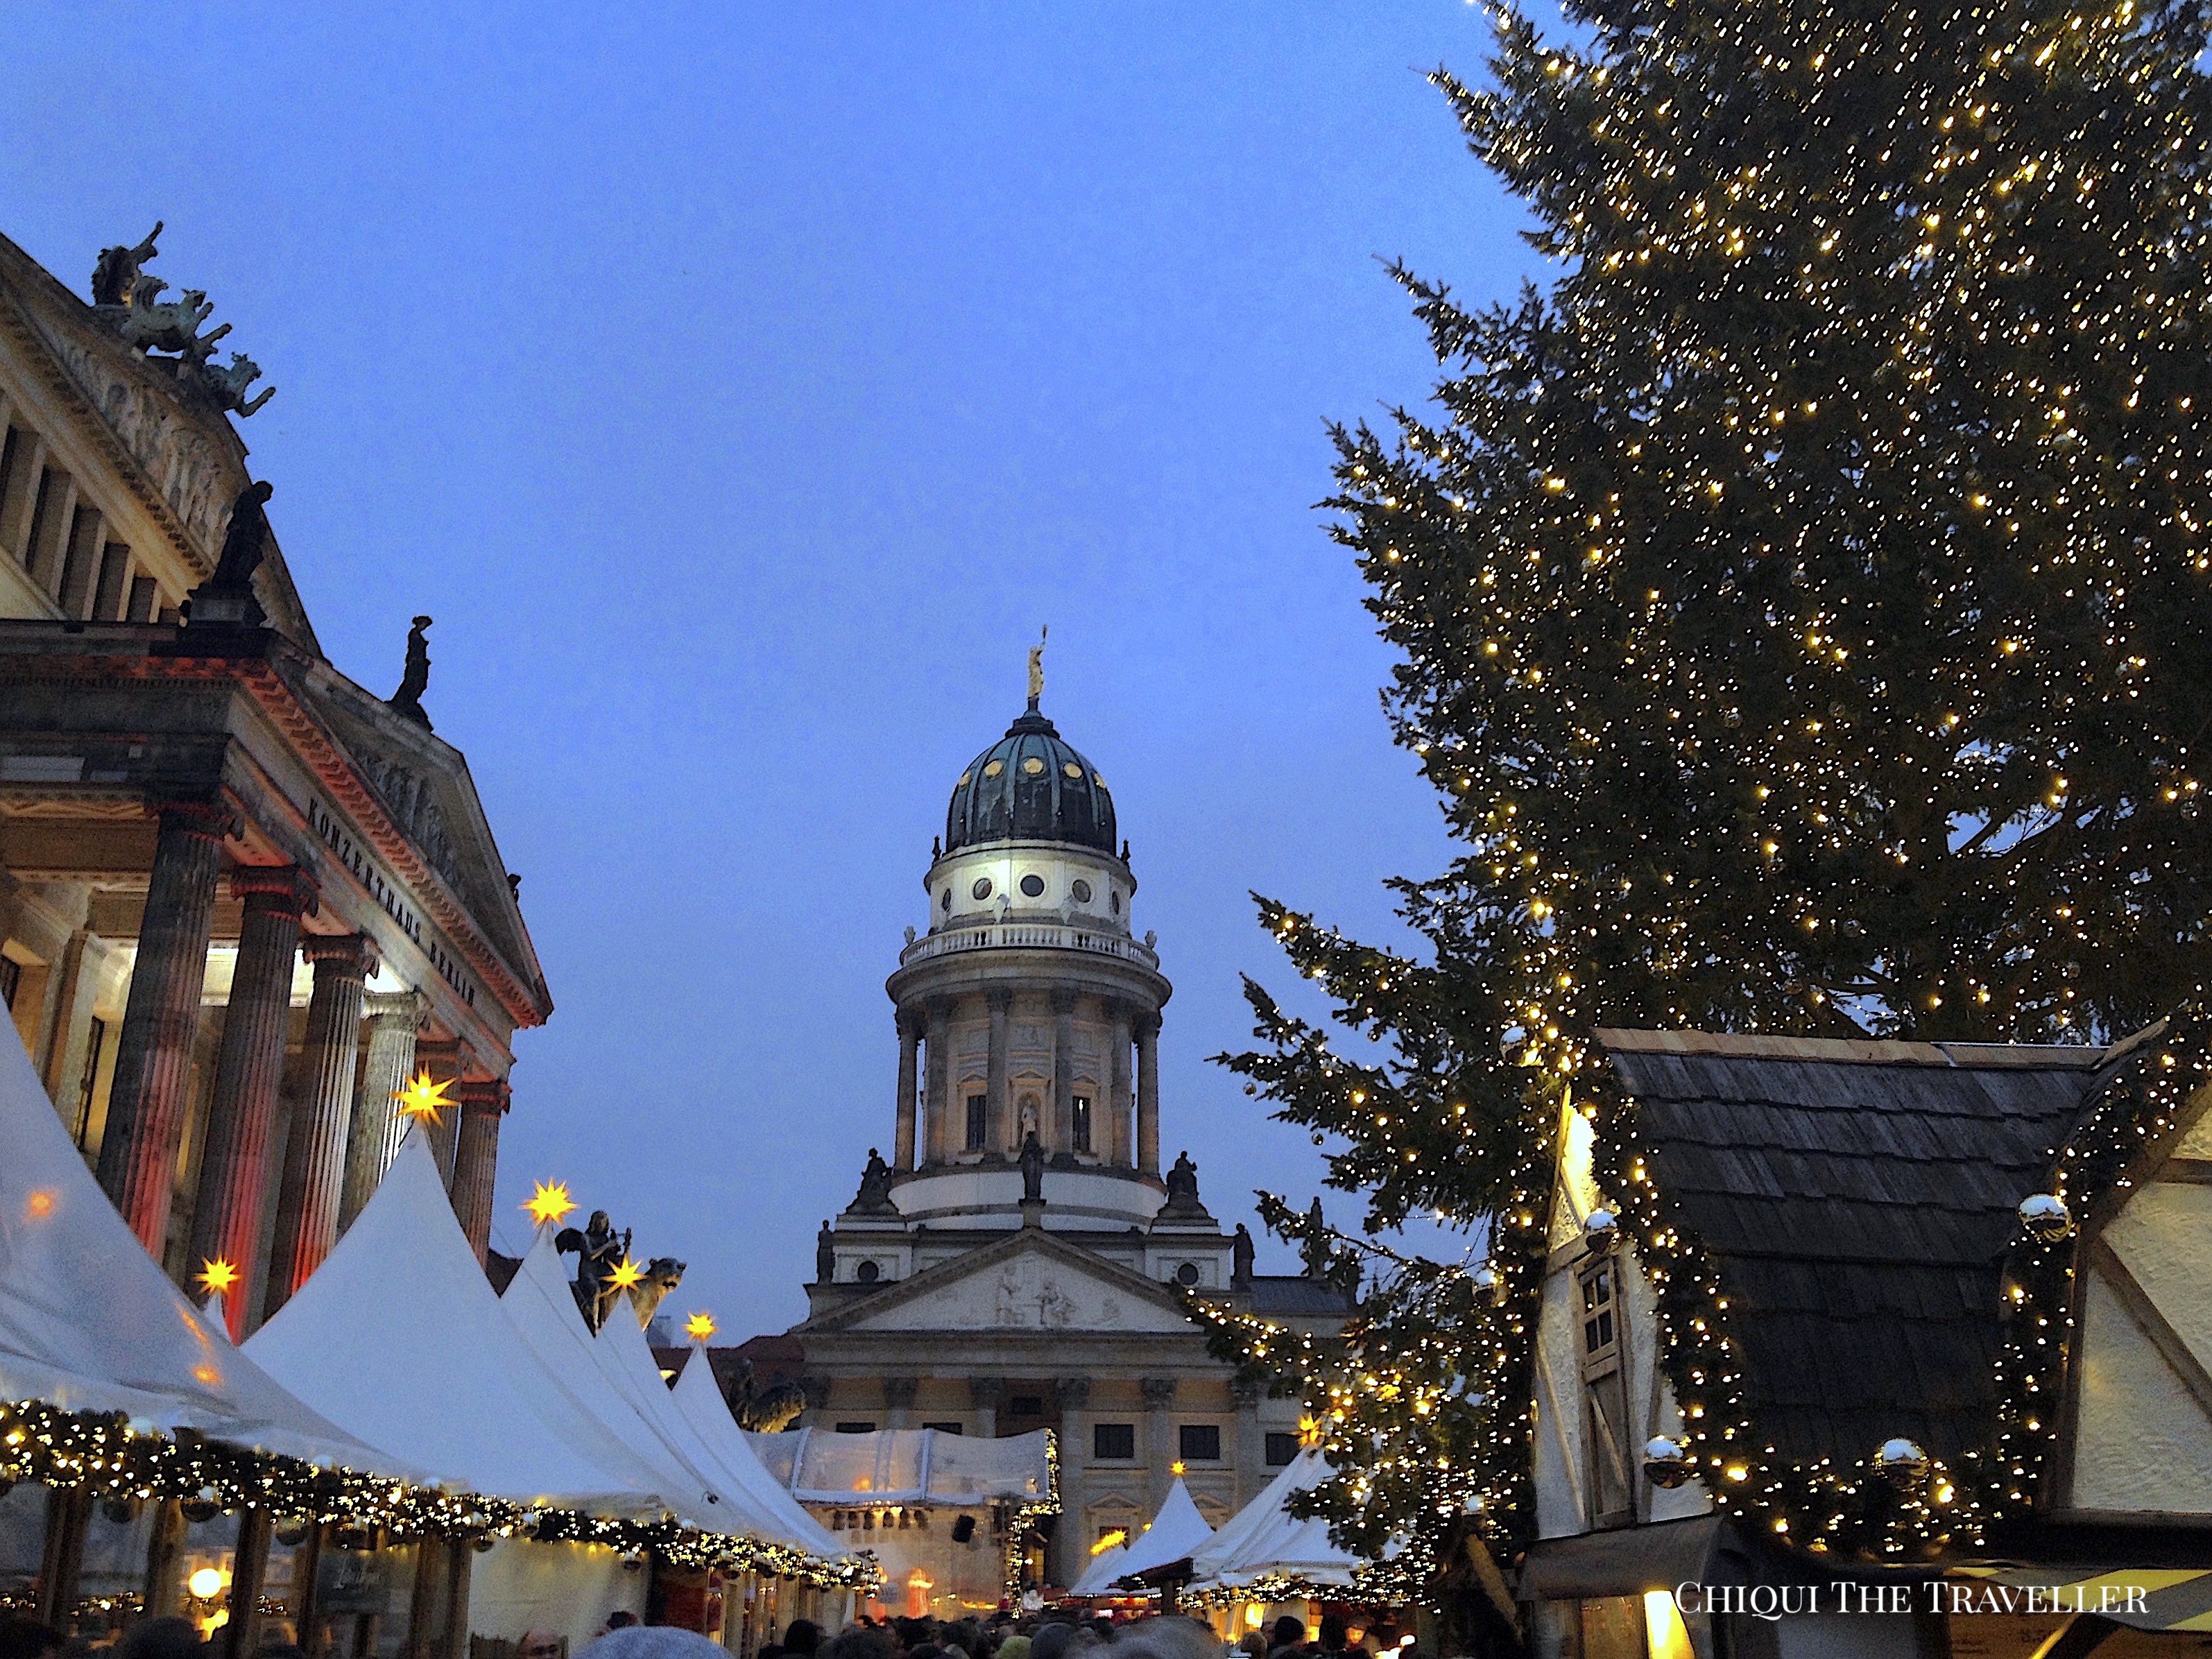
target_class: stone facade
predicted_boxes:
[781,698,1349,1593]
[0,227,551,1336]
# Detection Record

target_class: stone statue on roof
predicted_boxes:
[555,1209,631,1331]
[1166,1150,1199,1198]
[1232,1223,1255,1288]
[212,481,274,586]
[388,615,434,730]
[1020,1130,1046,1203]
[92,223,162,307]
[852,1147,896,1214]
[816,1220,835,1283]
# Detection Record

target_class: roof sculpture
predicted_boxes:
[0,1019,407,1475]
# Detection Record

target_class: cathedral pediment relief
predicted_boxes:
[814,1235,1195,1336]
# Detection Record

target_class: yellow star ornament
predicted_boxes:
[197,1258,240,1296]
[394,1067,456,1126]
[524,1180,578,1228]
[683,1311,717,1342]
[608,1257,646,1291]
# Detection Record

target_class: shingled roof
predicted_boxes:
[1594,1026,2157,1469]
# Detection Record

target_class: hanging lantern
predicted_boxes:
[472,1536,497,1554]
[2018,1193,2073,1243]
[182,1486,221,1524]
[100,1497,137,1525]
[1584,1208,1619,1252]
[1473,1264,1503,1305]
[1642,1436,1693,1490]
[275,1519,310,1548]
[1876,1439,1930,1489]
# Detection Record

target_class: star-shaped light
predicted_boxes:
[393,1067,456,1125]
[608,1256,645,1291]
[523,1180,578,1228]
[197,1258,239,1296]
[683,1311,717,1342]
[1298,1413,1324,1448]
[1169,1459,1186,1477]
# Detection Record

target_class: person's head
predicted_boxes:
[256,1647,307,1659]
[785,1623,821,1658]
[116,1619,202,1659]
[603,1615,638,1633]
[520,1631,563,1659]
[1268,1621,1305,1654]
[0,1619,63,1659]
[995,1636,1030,1659]
[1097,1621,1215,1659]
[1316,1619,1346,1654]
[1237,1637,1267,1659]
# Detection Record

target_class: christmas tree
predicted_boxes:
[1211,0,2212,1571]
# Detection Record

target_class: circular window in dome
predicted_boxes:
[958,771,971,787]
[941,888,952,912]
[1174,1262,1199,1287]
[1094,772,1106,786]
[1071,879,1092,904]
[856,1260,880,1284]
[1022,756,1046,775]
[983,760,1004,778]
[1063,762,1083,779]
[972,877,993,900]
[1020,873,1046,898]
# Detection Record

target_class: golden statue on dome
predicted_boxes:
[1027,624,1047,707]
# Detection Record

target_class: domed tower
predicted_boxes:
[880,680,1172,1232]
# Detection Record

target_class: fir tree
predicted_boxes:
[1212,0,2212,1567]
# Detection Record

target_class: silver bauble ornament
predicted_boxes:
[2018,1192,2073,1243]
[1642,1436,1693,1489]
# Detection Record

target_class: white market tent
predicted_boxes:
[1188,1447,1362,1596]
[745,1426,1054,1508]
[246,1132,681,1517]
[658,1346,847,1559]
[0,1022,413,1476]
[1068,1540,1130,1598]
[1075,1476,1214,1595]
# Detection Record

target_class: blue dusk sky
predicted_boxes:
[5,5,1544,1332]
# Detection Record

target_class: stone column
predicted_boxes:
[986,988,1012,1154]
[450,1078,510,1263]
[1108,1004,1134,1168]
[1135,1011,1161,1178]
[187,867,314,1338]
[1140,1377,1178,1509]
[1050,990,1077,1153]
[924,998,952,1165]
[1054,1377,1092,1590]
[884,1376,918,1430]
[893,1009,920,1170]
[414,1036,465,1185]
[98,800,230,1255]
[1232,1377,1265,1511]
[265,934,376,1320]
[968,1376,1003,1438]
[340,989,426,1229]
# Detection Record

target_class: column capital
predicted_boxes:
[967,1376,1006,1408]
[896,1006,925,1040]
[455,1078,511,1117]
[884,1376,920,1409]
[302,931,378,977]
[1050,988,1079,1016]
[232,864,319,918]
[363,987,427,1026]
[985,986,1015,1013]
[798,1375,832,1410]
[1230,1376,1263,1408]
[1136,1009,1163,1038]
[1054,1377,1092,1410]
[925,995,956,1022]
[1139,1376,1178,1409]
[149,797,239,843]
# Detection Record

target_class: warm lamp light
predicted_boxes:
[187,1567,225,1601]
[393,1068,456,1125]
[524,1180,578,1228]
[1644,1591,1693,1659]
[196,1259,239,1296]
[683,1311,717,1342]
[1090,1531,1126,1556]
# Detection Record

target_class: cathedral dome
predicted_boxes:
[945,704,1117,856]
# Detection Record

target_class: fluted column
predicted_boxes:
[986,988,1012,1154]
[893,1010,920,1170]
[884,1376,918,1431]
[1135,1011,1161,1178]
[340,989,425,1229]
[1108,1004,1134,1167]
[1140,1377,1177,1510]
[264,933,375,1320]
[415,1036,465,1184]
[450,1078,509,1264]
[1054,1377,1092,1589]
[188,867,315,1338]
[1232,1376,1264,1511]
[1051,990,1077,1154]
[968,1376,1003,1438]
[924,997,952,1165]
[98,800,230,1255]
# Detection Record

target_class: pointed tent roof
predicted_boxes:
[246,1132,674,1515]
[1188,1447,1361,1593]
[574,1264,847,1558]
[1099,1477,1215,1587]
[1070,1541,1131,1598]
[0,1022,409,1473]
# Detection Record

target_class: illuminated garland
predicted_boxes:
[0,1398,878,1590]
[1181,1572,1387,1612]
[1000,1427,1062,1604]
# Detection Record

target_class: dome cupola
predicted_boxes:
[945,703,1117,855]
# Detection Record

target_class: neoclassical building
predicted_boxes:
[0,225,551,1336]
[785,684,1351,1592]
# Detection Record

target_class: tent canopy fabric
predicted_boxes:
[1189,1448,1360,1592]
[745,1427,1054,1508]
[1069,1541,1130,1598]
[1081,1476,1214,1592]
[246,1132,676,1515]
[664,1346,846,1558]
[0,1023,412,1475]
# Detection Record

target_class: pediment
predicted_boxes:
[808,1232,1197,1336]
